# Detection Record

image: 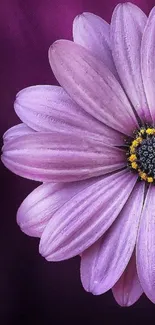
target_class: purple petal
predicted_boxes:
[112,253,143,307]
[111,3,151,123]
[17,178,97,237]
[39,170,137,261]
[3,123,35,143]
[141,7,155,121]
[80,182,144,294]
[73,12,117,77]
[2,131,126,182]
[49,40,138,136]
[137,185,155,303]
[14,85,124,146]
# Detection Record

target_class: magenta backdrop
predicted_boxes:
[0,0,155,324]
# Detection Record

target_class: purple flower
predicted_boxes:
[2,2,155,306]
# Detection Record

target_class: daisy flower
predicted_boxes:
[2,2,155,306]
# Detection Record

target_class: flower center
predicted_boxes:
[128,127,155,183]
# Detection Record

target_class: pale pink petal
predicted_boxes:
[14,85,124,146]
[112,253,143,307]
[17,178,97,237]
[49,40,138,136]
[137,185,155,303]
[2,131,126,182]
[3,123,35,143]
[141,7,155,121]
[39,170,137,261]
[73,12,117,77]
[111,3,151,122]
[80,182,144,294]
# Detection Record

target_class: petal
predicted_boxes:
[15,85,124,146]
[49,40,138,136]
[80,182,144,294]
[112,253,143,307]
[73,12,117,77]
[111,3,151,123]
[3,123,35,143]
[137,185,155,303]
[141,7,155,121]
[39,170,137,261]
[2,131,126,182]
[17,178,97,237]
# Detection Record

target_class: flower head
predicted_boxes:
[2,2,155,306]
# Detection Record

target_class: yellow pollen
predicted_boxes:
[139,171,147,181]
[135,137,142,144]
[139,129,145,135]
[147,177,154,183]
[131,137,142,148]
[131,162,138,169]
[146,128,155,135]
[128,127,155,183]
[128,154,137,162]
[130,147,136,155]
[131,140,139,147]
[130,146,136,154]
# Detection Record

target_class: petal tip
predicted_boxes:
[39,242,46,257]
[112,2,139,14]
[48,40,59,56]
[39,240,53,260]
[48,39,72,63]
[91,285,104,296]
[81,276,100,295]
[49,39,69,52]
[73,12,86,27]
[116,295,130,307]
[39,244,57,262]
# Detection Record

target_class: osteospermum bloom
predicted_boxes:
[3,2,155,306]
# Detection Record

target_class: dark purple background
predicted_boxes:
[1,1,155,324]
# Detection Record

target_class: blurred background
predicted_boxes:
[0,0,155,323]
